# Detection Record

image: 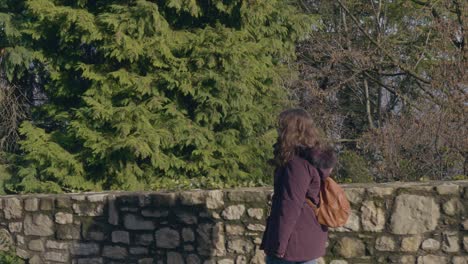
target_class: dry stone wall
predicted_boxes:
[0,181,467,264]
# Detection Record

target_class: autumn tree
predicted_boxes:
[294,0,466,182]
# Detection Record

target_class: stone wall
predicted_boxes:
[0,181,467,264]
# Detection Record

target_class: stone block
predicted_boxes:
[46,240,69,250]
[150,192,178,206]
[76,258,103,264]
[443,198,464,216]
[83,231,105,241]
[102,245,128,259]
[464,236,468,252]
[28,239,44,251]
[55,212,73,224]
[218,259,234,264]
[73,203,104,216]
[15,248,30,259]
[197,223,225,256]
[417,255,448,264]
[206,190,224,209]
[182,228,195,242]
[44,251,68,263]
[40,198,54,210]
[251,247,266,264]
[139,258,154,264]
[87,194,107,202]
[155,227,180,249]
[408,186,435,192]
[344,188,364,205]
[452,256,468,264]
[184,245,195,251]
[112,231,130,244]
[213,222,226,257]
[399,256,416,264]
[442,231,459,253]
[70,243,100,255]
[391,194,440,234]
[8,222,22,233]
[135,233,154,246]
[108,195,119,225]
[421,238,440,251]
[227,239,254,254]
[180,190,206,205]
[226,225,245,235]
[401,235,422,252]
[246,224,265,232]
[24,198,39,211]
[56,225,80,240]
[71,195,86,201]
[167,252,184,264]
[56,197,71,209]
[16,235,24,246]
[124,214,155,230]
[222,205,245,220]
[226,189,268,203]
[176,211,198,224]
[253,237,262,245]
[29,255,42,264]
[141,209,169,218]
[4,198,22,219]
[236,255,247,264]
[247,208,264,220]
[316,258,326,264]
[116,195,139,207]
[24,214,54,236]
[375,236,395,251]
[335,237,365,258]
[187,254,201,264]
[130,247,148,255]
[138,194,153,207]
[367,187,394,197]
[436,184,459,195]
[330,261,348,264]
[361,201,385,232]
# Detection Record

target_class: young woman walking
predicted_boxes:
[260,108,337,264]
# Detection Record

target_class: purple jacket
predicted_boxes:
[260,152,333,261]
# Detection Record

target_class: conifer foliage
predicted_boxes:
[0,0,311,192]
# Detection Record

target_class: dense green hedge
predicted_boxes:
[0,0,313,192]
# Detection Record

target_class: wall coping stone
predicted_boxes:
[0,180,466,198]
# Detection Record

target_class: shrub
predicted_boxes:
[1,0,314,192]
[336,150,373,183]
[361,106,466,182]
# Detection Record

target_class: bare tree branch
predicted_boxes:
[336,0,432,84]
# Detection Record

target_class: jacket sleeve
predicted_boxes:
[273,158,312,257]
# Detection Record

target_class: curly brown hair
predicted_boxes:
[274,108,323,166]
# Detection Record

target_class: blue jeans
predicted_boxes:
[266,255,318,264]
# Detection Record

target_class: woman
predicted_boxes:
[260,108,337,264]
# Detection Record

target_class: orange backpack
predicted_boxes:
[306,177,350,227]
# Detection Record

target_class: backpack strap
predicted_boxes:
[306,167,324,214]
[306,198,319,215]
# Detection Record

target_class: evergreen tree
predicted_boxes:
[0,0,313,192]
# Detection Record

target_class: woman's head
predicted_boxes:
[275,108,322,165]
